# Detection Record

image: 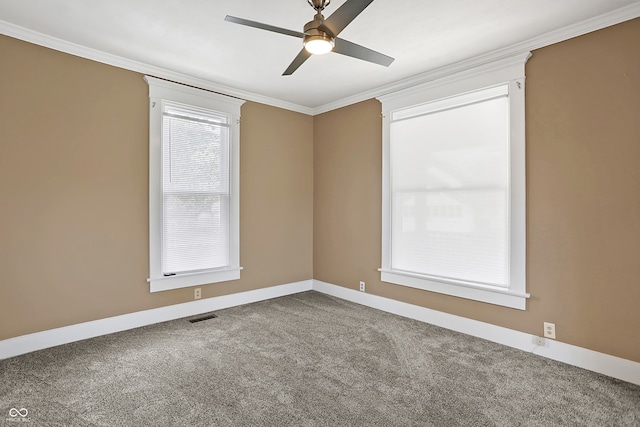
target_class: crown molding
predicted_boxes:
[311,2,640,115]
[1,2,639,116]
[0,20,314,116]
[376,51,531,107]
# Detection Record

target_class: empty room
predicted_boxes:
[1,0,639,425]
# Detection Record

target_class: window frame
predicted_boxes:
[377,52,531,310]
[145,76,245,293]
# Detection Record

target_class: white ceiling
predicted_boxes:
[1,0,639,113]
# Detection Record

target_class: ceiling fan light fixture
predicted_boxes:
[304,32,335,55]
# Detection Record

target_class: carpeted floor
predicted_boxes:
[1,291,639,426]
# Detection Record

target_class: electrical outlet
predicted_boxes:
[532,336,545,346]
[359,281,365,292]
[543,322,556,339]
[194,288,201,300]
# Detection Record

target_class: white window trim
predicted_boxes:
[144,76,245,293]
[377,52,531,310]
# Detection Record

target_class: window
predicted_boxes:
[378,53,530,310]
[145,76,244,292]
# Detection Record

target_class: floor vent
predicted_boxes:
[188,313,218,323]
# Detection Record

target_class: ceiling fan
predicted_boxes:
[225,0,394,75]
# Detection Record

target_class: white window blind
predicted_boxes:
[161,102,231,275]
[390,85,510,287]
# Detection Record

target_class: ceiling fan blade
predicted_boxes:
[321,0,374,37]
[283,49,313,75]
[224,15,304,38]
[333,38,394,67]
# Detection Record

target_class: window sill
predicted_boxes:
[148,267,242,292]
[379,269,529,310]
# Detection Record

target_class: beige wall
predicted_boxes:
[2,18,639,364]
[0,35,313,340]
[313,18,640,362]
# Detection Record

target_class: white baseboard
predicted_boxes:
[0,280,313,360]
[3,278,638,386]
[311,280,640,386]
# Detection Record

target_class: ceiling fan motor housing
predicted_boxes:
[303,14,335,53]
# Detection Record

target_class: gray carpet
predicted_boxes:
[1,291,638,426]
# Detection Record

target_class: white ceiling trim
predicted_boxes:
[1,2,639,117]
[0,19,314,115]
[311,1,640,115]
